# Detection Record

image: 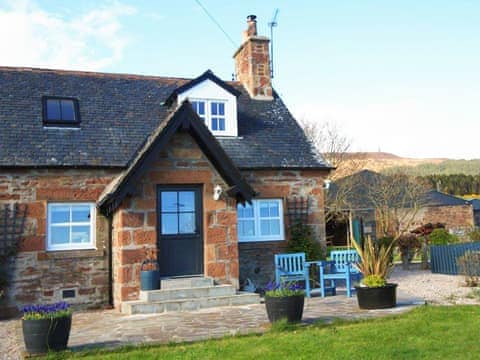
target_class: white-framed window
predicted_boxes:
[237,199,285,242]
[47,203,96,251]
[191,99,227,134]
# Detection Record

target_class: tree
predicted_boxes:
[366,172,427,239]
[300,119,365,180]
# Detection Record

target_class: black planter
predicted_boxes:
[22,315,72,354]
[355,283,397,309]
[265,295,305,323]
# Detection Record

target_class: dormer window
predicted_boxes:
[174,72,239,137]
[43,96,80,126]
[191,99,226,132]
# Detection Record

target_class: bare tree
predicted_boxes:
[366,172,427,240]
[300,119,366,180]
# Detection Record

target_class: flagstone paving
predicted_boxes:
[2,289,422,359]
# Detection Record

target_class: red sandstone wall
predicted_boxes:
[111,133,239,306]
[0,169,117,316]
[238,169,329,290]
[406,205,474,233]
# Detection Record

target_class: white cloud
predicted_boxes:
[0,0,136,71]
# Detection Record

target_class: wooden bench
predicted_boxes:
[274,252,334,298]
[319,250,362,297]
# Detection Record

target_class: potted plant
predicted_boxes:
[264,281,305,323]
[140,248,160,291]
[351,236,397,309]
[22,301,72,354]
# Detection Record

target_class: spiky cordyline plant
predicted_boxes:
[351,235,396,285]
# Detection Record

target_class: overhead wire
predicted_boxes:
[194,0,237,47]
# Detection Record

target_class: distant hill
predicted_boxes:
[338,152,480,176]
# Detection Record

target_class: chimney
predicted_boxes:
[233,15,273,100]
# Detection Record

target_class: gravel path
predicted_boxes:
[390,263,480,305]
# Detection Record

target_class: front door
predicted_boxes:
[157,186,203,277]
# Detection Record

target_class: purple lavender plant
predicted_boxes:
[264,281,304,297]
[22,301,71,320]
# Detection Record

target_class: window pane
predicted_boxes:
[179,191,195,212]
[46,99,61,120]
[50,206,70,224]
[179,213,195,233]
[71,225,90,243]
[239,220,255,237]
[218,118,225,131]
[61,100,75,121]
[211,118,218,131]
[161,192,177,212]
[238,204,253,218]
[72,205,91,222]
[218,103,225,115]
[211,102,218,115]
[269,219,280,235]
[260,219,270,235]
[192,101,205,116]
[260,219,281,236]
[269,202,279,217]
[50,226,69,245]
[259,202,269,218]
[162,213,178,234]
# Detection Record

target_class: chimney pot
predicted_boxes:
[246,14,257,37]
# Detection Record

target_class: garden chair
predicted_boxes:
[274,252,334,297]
[319,249,362,297]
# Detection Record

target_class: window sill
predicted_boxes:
[238,238,285,243]
[42,248,104,259]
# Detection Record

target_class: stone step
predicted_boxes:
[121,292,260,315]
[160,277,214,290]
[139,284,236,302]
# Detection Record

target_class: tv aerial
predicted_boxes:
[268,8,279,79]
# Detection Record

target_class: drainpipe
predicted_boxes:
[107,215,114,308]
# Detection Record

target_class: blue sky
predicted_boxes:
[1,0,479,159]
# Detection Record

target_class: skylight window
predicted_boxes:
[43,96,80,126]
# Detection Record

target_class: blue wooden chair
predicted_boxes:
[319,250,362,298]
[274,253,334,298]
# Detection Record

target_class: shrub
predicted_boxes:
[351,236,395,283]
[288,221,323,261]
[457,251,480,287]
[397,234,422,256]
[429,229,459,245]
[468,229,480,241]
[362,275,387,288]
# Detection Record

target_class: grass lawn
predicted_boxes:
[44,305,480,360]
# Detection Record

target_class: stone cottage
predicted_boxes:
[0,16,332,317]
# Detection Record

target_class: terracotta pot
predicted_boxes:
[265,294,304,323]
[354,283,397,309]
[22,315,72,354]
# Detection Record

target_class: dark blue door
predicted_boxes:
[157,186,203,277]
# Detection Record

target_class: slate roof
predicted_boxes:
[421,190,470,207]
[0,67,330,170]
[468,199,480,211]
